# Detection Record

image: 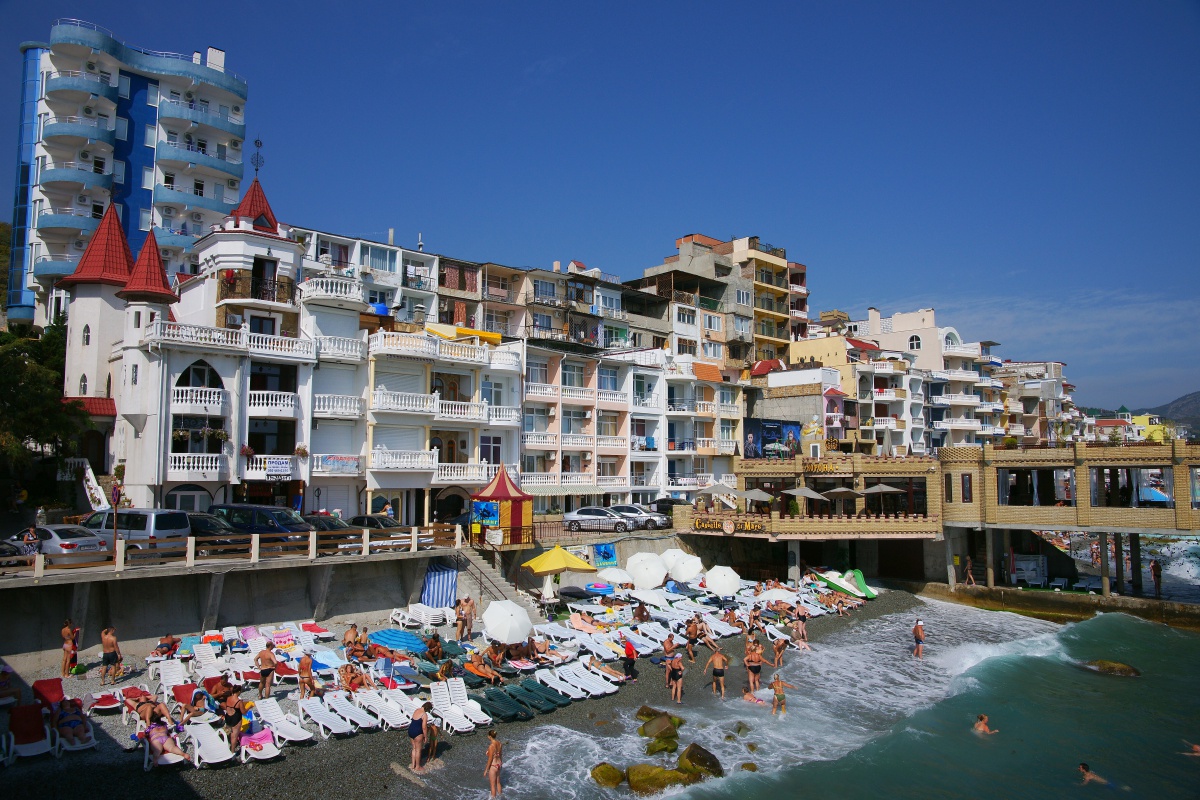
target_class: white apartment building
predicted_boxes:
[993,361,1089,445]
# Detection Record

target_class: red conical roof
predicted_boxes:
[231,178,278,232]
[472,464,533,501]
[57,204,134,288]
[118,231,178,304]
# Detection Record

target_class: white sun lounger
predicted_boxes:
[534,623,582,643]
[534,668,587,700]
[298,697,354,738]
[252,697,314,745]
[389,607,423,629]
[184,722,238,769]
[155,660,190,703]
[447,678,494,725]
[556,663,617,696]
[353,690,411,730]
[143,729,189,771]
[324,691,380,731]
[429,681,476,734]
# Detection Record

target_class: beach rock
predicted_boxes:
[741,762,758,772]
[745,742,758,753]
[591,763,625,789]
[677,743,725,779]
[1086,660,1140,677]
[724,734,736,742]
[733,721,752,736]
[638,715,678,739]
[646,737,678,756]
[626,764,695,794]
[636,705,685,728]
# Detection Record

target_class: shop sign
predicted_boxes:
[314,454,361,474]
[692,517,767,534]
[264,456,293,477]
[804,461,847,474]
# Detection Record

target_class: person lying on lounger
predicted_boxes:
[588,655,627,682]
[149,633,180,659]
[485,642,506,667]
[141,721,190,766]
[338,663,374,692]
[177,688,216,725]
[468,652,503,685]
[208,675,238,704]
[127,695,178,728]
[632,603,651,623]
[722,608,747,634]
[54,698,92,746]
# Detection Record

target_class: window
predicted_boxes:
[144,124,156,147]
[480,435,501,464]
[597,459,618,478]
[115,118,128,141]
[366,289,392,306]
[736,289,751,306]
[603,326,626,348]
[78,375,87,395]
[133,311,141,328]
[360,245,397,272]
[112,161,124,184]
[598,412,618,437]
[532,279,557,299]
[147,83,158,106]
[481,380,502,406]
[163,172,175,189]
[676,307,696,326]
[81,325,91,346]
[676,338,697,356]
[193,179,204,197]
[562,410,587,434]
[142,167,154,189]
[598,367,618,392]
[630,332,643,347]
[944,473,954,503]
[194,137,208,155]
[652,335,668,349]
[165,129,177,144]
[720,419,736,441]
[531,312,553,332]
[138,209,152,231]
[561,363,584,387]
[733,316,751,335]
[130,365,138,385]
[566,280,591,304]
[702,341,723,359]
[118,75,130,98]
[91,156,107,175]
[523,407,549,433]
[909,335,922,351]
[703,313,722,331]
[601,294,620,312]
[526,360,548,385]
[961,473,973,503]
[720,386,734,404]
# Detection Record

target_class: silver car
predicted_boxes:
[7,525,107,564]
[609,504,671,530]
[562,507,631,533]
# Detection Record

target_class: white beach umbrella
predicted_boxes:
[757,588,799,603]
[659,548,688,572]
[704,566,741,598]
[628,588,670,608]
[596,567,634,585]
[481,600,533,644]
[671,555,704,582]
[626,552,668,590]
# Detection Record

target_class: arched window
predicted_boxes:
[908,335,921,351]
[79,374,88,395]
[82,325,91,346]
[175,360,224,389]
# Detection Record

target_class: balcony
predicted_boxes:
[247,391,299,418]
[32,256,79,282]
[37,208,102,235]
[298,276,365,309]
[483,286,519,304]
[666,399,696,414]
[43,116,115,147]
[942,369,979,382]
[560,434,596,449]
[942,343,981,358]
[718,440,737,455]
[525,383,559,400]
[519,472,560,487]
[669,475,700,488]
[155,140,244,179]
[870,418,898,430]
[435,400,487,422]
[631,473,659,487]
[664,362,695,380]
[157,98,246,138]
[561,473,595,487]
[144,320,245,351]
[166,453,229,482]
[152,184,237,215]
[668,440,696,452]
[435,463,501,485]
[218,275,297,306]
[597,389,627,405]
[521,432,558,449]
[373,390,437,414]
[172,387,230,416]
[489,350,521,370]
[978,401,1005,413]
[867,388,902,402]
[789,308,809,320]
[45,70,118,103]
[597,435,628,450]
[439,340,488,365]
[489,406,521,425]
[1007,424,1027,436]
[825,412,845,426]
[368,331,440,359]
[933,419,983,431]
[311,454,364,475]
[242,455,301,481]
[861,361,896,374]
[632,394,662,412]
[979,425,1003,436]
[598,306,628,321]
[936,393,981,407]
[313,394,364,418]
[754,271,789,289]
[695,401,717,415]
[560,386,596,404]
[525,290,569,309]
[696,437,717,452]
[789,283,808,295]
[720,402,741,417]
[153,226,198,250]
[316,336,366,362]
[369,449,438,470]
[247,333,314,361]
[40,162,113,192]
[596,475,627,489]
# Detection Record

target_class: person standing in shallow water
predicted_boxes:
[484,729,503,797]
[912,618,925,660]
[1150,559,1162,598]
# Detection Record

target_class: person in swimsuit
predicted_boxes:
[662,633,677,659]
[254,644,278,699]
[666,654,685,704]
[1078,763,1112,786]
[704,650,730,698]
[744,648,764,692]
[143,721,190,766]
[741,685,765,705]
[128,695,178,728]
[455,599,467,641]
[913,619,925,660]
[484,728,503,798]
[425,633,445,661]
[723,608,747,634]
[298,652,317,699]
[176,688,215,725]
[100,626,123,685]
[633,603,651,623]
[221,695,244,750]
[469,652,502,685]
[1180,740,1200,757]
[54,698,92,746]
[485,641,506,668]
[463,596,476,641]
[150,633,180,659]
[974,714,998,735]
[60,619,78,678]
[621,635,639,683]
[342,624,359,649]
[435,660,455,682]
[772,637,789,667]
[790,616,812,651]
[769,674,796,715]
[409,700,433,772]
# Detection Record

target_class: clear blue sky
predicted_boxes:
[2,1,1198,409]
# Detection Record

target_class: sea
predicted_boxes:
[470,597,1199,799]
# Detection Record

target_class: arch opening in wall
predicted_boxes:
[164,483,212,512]
[79,374,88,395]
[82,324,91,346]
[433,486,469,521]
[175,360,225,389]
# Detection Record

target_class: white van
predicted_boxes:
[81,509,192,549]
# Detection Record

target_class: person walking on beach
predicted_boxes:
[662,633,678,659]
[769,674,796,716]
[100,626,122,685]
[484,728,504,797]
[912,619,925,660]
[254,644,278,699]
[409,700,433,772]
[60,619,79,678]
[1150,559,1162,598]
[974,714,998,735]
[964,555,977,586]
[666,654,685,704]
[621,635,639,682]
[684,619,699,663]
[744,646,764,693]
[463,595,476,641]
[705,650,730,699]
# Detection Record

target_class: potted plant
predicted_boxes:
[205,428,230,442]
[293,444,310,458]
[172,429,192,442]
[239,444,256,458]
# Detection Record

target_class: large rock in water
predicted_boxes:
[677,742,725,779]
[591,763,625,789]
[638,714,679,739]
[646,737,678,756]
[626,763,696,794]
[740,762,758,772]
[1086,660,1140,677]
[637,705,685,728]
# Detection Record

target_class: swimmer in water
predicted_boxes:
[1078,763,1110,786]
[974,714,998,735]
[1181,739,1200,757]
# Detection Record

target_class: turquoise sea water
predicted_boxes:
[480,599,1198,799]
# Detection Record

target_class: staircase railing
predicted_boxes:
[452,550,516,607]
[59,457,111,511]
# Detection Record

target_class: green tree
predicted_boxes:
[0,320,90,466]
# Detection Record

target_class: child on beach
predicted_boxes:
[769,674,796,715]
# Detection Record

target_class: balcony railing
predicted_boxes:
[436,400,487,422]
[525,290,568,308]
[313,394,364,416]
[870,418,898,430]
[436,463,495,484]
[695,401,717,415]
[933,419,983,431]
[720,402,741,417]
[298,277,364,304]
[521,432,557,448]
[755,271,788,288]
[145,320,245,350]
[1007,424,1027,435]
[596,435,627,449]
[942,343,981,358]
[596,475,626,488]
[373,390,437,414]
[598,306,628,321]
[525,383,559,400]
[158,97,245,126]
[668,440,696,452]
[597,389,627,404]
[489,406,521,425]
[247,391,299,416]
[561,473,594,487]
[489,350,521,370]
[633,394,661,409]
[171,387,228,409]
[168,453,228,475]
[789,283,808,295]
[669,475,699,487]
[370,449,438,470]
[789,308,809,320]
[440,340,488,364]
[368,331,440,359]
[243,455,299,479]
[631,474,658,487]
[311,454,364,475]
[484,286,518,303]
[519,472,559,487]
[696,437,716,450]
[667,400,696,412]
[560,386,596,403]
[561,434,596,449]
[718,440,737,455]
[316,336,366,361]
[248,333,315,359]
[217,275,296,305]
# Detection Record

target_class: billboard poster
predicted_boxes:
[593,543,618,568]
[472,501,499,527]
[566,545,594,566]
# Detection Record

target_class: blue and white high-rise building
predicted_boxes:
[7,18,248,326]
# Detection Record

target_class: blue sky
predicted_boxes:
[2,1,1197,409]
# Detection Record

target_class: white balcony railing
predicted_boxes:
[298,276,364,304]
[943,369,979,382]
[718,440,737,455]
[171,387,228,409]
[633,394,661,410]
[719,473,737,487]
[144,320,245,350]
[596,475,626,487]
[719,403,740,417]
[865,361,894,374]
[871,418,898,429]
[933,419,984,431]
[436,400,487,421]
[247,391,299,416]
[168,453,228,475]
[435,463,493,483]
[525,383,559,400]
[669,475,699,487]
[519,472,559,487]
[942,343,981,358]
[313,394,364,416]
[370,449,438,470]
[1008,424,1027,435]
[943,393,981,406]
[316,335,366,361]
[596,436,627,449]
[244,455,299,477]
[696,438,717,450]
[369,331,440,359]
[489,350,521,370]
[372,390,437,414]
[789,308,809,320]
[521,432,557,448]
[489,406,521,425]
[631,473,658,487]
[560,386,596,403]
[311,454,364,475]
[597,389,627,404]
[248,333,315,359]
[561,473,594,487]
[869,389,899,401]
[560,434,596,449]
[440,340,488,364]
[695,401,718,415]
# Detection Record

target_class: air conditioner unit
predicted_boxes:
[584,410,593,419]
[558,279,566,286]
[160,248,171,259]
[72,239,86,250]
[77,194,90,205]
[184,90,195,101]
[230,139,241,150]
[78,150,92,161]
[191,212,203,222]
[226,179,238,189]
[184,133,194,144]
[83,106,96,117]
[226,313,243,327]
[163,207,178,219]
[85,61,97,72]
[232,104,242,114]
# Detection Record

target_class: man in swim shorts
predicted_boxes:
[912,618,925,660]
[704,650,730,699]
[100,626,122,685]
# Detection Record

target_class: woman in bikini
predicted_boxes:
[588,655,627,682]
[142,720,190,766]
[741,685,765,705]
[769,674,796,715]
[722,607,746,634]
[469,652,503,685]
[484,728,503,797]
[409,700,433,772]
[54,698,92,746]
[298,652,318,699]
[128,695,179,729]
[744,646,764,693]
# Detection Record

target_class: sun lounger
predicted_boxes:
[143,728,189,771]
[32,678,68,713]
[272,630,297,654]
[429,681,477,734]
[505,683,557,714]
[353,690,411,730]
[253,697,314,744]
[309,647,348,671]
[3,705,53,765]
[555,664,616,697]
[324,691,380,731]
[237,727,283,763]
[369,658,420,691]
[389,607,423,629]
[301,620,335,640]
[482,686,536,721]
[82,691,122,716]
[155,660,190,703]
[298,697,354,738]
[446,678,494,724]
[183,722,238,768]
[534,622,581,643]
[519,678,572,708]
[534,668,588,700]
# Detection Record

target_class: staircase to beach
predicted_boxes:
[455,548,546,623]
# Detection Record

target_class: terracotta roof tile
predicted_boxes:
[692,362,723,383]
[56,205,134,289]
[117,231,178,304]
[846,337,880,351]
[64,397,117,416]
[231,178,278,232]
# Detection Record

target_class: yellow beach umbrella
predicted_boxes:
[522,545,597,601]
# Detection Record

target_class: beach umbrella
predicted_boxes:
[823,486,863,515]
[671,555,704,582]
[596,567,633,585]
[859,484,905,495]
[783,486,828,502]
[757,588,799,603]
[704,566,741,597]
[522,544,596,601]
[659,548,688,571]
[628,588,670,608]
[481,600,533,644]
[626,552,668,589]
[742,489,775,502]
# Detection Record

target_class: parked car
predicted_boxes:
[186,512,250,552]
[347,515,406,530]
[4,525,107,564]
[80,509,192,549]
[562,507,631,533]
[207,504,315,535]
[651,497,693,517]
[609,503,671,530]
[303,514,357,533]
[0,539,22,568]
